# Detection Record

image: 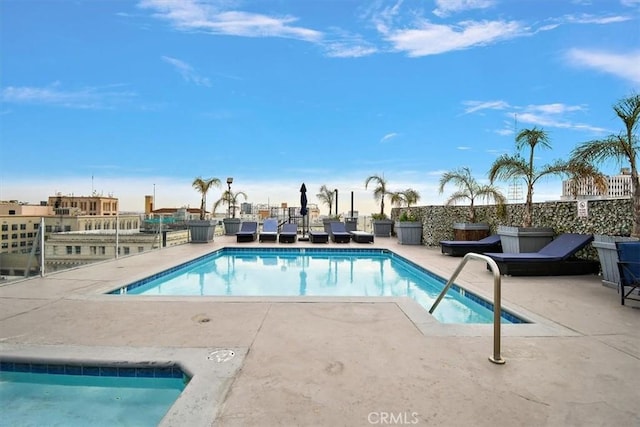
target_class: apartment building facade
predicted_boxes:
[561,168,633,200]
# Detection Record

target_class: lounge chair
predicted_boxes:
[440,235,502,257]
[350,230,374,244]
[483,233,600,276]
[330,222,351,243]
[236,221,258,243]
[616,241,640,306]
[259,218,278,242]
[309,230,329,243]
[279,223,298,243]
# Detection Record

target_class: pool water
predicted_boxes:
[0,364,186,427]
[114,248,525,324]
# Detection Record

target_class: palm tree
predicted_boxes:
[390,188,421,208]
[316,185,335,215]
[570,93,640,237]
[439,167,505,223]
[365,174,390,218]
[192,176,221,220]
[213,189,248,218]
[488,127,573,227]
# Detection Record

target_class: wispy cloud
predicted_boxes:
[1,82,136,109]
[139,0,322,42]
[566,48,640,84]
[561,13,631,24]
[383,19,524,57]
[463,100,510,114]
[433,0,495,18]
[381,132,398,143]
[161,56,211,86]
[457,146,472,150]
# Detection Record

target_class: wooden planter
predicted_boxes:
[223,218,241,235]
[396,221,422,245]
[497,225,554,253]
[592,235,639,289]
[453,223,490,241]
[372,219,394,237]
[188,220,216,243]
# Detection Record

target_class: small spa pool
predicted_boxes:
[111,248,527,324]
[0,361,188,426]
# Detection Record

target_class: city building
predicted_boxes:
[561,168,633,200]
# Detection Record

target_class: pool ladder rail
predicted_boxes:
[429,253,505,365]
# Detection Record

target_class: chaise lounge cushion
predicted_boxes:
[440,235,501,256]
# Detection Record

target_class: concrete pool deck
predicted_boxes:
[1,235,638,426]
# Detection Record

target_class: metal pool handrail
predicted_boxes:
[428,252,505,365]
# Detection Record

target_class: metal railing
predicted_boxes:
[429,252,505,365]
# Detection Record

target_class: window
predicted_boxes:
[20,241,26,247]
[11,234,17,239]
[1,243,7,249]
[123,247,130,255]
[34,223,39,230]
[11,224,18,230]
[20,233,26,238]
[52,246,58,255]
[11,242,17,248]
[27,233,33,238]
[99,246,105,255]
[1,235,7,240]
[75,246,81,254]
[20,224,26,230]
[8,210,16,215]
[64,226,71,232]
[1,225,7,231]
[66,246,72,255]
[45,225,53,232]
[138,246,144,253]
[90,246,97,255]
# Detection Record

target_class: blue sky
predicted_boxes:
[1,0,639,215]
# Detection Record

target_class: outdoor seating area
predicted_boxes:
[258,218,278,242]
[278,223,298,244]
[440,234,502,256]
[329,222,352,243]
[236,221,258,243]
[483,233,600,276]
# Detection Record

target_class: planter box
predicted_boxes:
[453,223,490,241]
[396,221,422,245]
[188,220,216,243]
[593,235,639,289]
[372,219,394,237]
[344,218,357,232]
[223,218,241,235]
[497,226,554,253]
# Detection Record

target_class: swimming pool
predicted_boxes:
[0,361,188,426]
[111,248,526,324]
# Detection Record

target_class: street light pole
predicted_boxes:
[335,189,338,218]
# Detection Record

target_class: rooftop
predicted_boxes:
[1,236,638,426]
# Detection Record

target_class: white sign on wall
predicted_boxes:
[577,200,588,218]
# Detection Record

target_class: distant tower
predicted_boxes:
[145,195,153,215]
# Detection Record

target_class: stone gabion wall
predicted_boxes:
[392,198,633,248]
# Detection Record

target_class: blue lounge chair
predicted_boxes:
[483,233,600,276]
[330,222,351,243]
[440,235,502,257]
[279,223,298,243]
[236,221,258,243]
[259,218,278,242]
[309,230,329,243]
[616,241,640,306]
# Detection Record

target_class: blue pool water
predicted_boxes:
[0,362,187,427]
[112,248,526,324]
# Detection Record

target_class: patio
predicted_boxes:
[1,235,638,426]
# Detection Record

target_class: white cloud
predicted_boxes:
[161,56,211,86]
[324,42,378,58]
[457,146,472,150]
[139,0,322,42]
[385,19,523,57]
[433,0,495,18]
[1,83,136,109]
[566,49,640,84]
[562,13,631,24]
[463,100,510,114]
[380,132,398,143]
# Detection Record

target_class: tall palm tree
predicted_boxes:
[570,93,640,237]
[316,185,335,215]
[365,174,390,218]
[192,176,221,220]
[213,190,248,218]
[390,188,421,208]
[439,167,505,223]
[488,127,576,227]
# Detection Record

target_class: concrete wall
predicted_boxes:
[392,198,633,249]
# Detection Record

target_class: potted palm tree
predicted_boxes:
[316,185,339,233]
[214,188,248,235]
[365,174,394,237]
[438,167,505,241]
[569,93,640,288]
[190,176,220,243]
[391,188,422,244]
[488,127,576,252]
